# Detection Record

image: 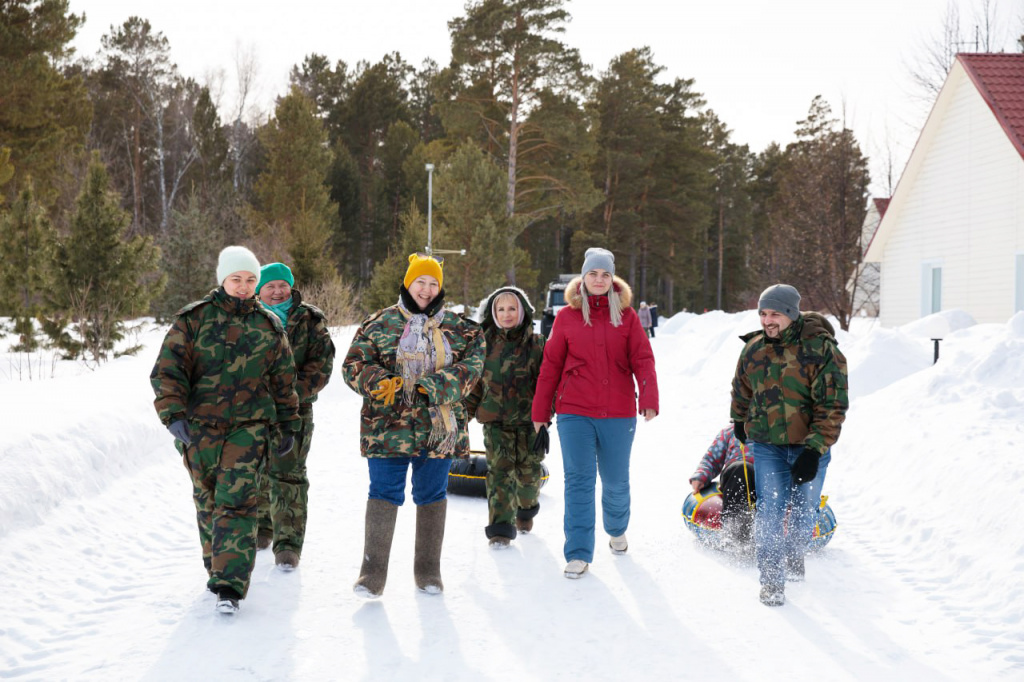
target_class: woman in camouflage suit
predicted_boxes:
[466,286,546,548]
[150,246,300,614]
[343,253,484,598]
[254,262,336,572]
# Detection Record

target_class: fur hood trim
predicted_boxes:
[564,275,633,309]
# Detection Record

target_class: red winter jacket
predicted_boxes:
[532,276,659,421]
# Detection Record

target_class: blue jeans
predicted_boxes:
[557,414,637,563]
[750,442,831,586]
[366,455,452,506]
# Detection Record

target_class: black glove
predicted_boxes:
[791,448,820,485]
[532,425,549,455]
[168,419,192,446]
[733,422,747,444]
[277,434,295,456]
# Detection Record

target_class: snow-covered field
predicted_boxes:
[1,309,1022,681]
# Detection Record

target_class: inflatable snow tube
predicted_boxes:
[447,450,551,497]
[681,486,837,551]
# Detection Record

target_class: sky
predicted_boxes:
[1,307,1023,679]
[68,1,1024,198]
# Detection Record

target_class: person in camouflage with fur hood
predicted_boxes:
[343,253,484,598]
[150,246,300,614]
[254,262,336,572]
[730,283,848,607]
[466,286,546,549]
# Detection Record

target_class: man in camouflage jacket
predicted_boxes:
[466,286,546,547]
[150,247,299,611]
[254,262,336,570]
[730,283,848,606]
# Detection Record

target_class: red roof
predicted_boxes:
[958,53,1024,159]
[873,197,890,217]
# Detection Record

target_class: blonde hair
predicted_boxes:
[580,281,623,327]
[491,291,524,328]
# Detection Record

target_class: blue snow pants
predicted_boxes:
[556,414,637,563]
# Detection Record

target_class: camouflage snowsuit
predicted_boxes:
[466,287,546,539]
[256,289,336,556]
[150,287,299,598]
[342,304,484,461]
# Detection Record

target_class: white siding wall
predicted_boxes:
[878,67,1024,326]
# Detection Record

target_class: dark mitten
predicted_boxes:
[168,419,192,446]
[278,434,295,456]
[733,422,747,444]
[791,448,820,485]
[532,425,549,455]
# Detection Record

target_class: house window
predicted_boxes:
[1016,253,1024,313]
[921,261,942,316]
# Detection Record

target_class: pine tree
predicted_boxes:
[0,0,91,206]
[582,48,713,312]
[155,191,225,317]
[768,97,870,330]
[45,153,165,362]
[443,0,596,284]
[363,205,429,312]
[255,87,337,285]
[0,180,52,316]
[435,141,526,305]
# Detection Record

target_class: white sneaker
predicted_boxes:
[564,559,589,579]
[609,534,628,555]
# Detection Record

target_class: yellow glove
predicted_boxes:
[370,376,403,406]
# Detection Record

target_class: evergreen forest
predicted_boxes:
[1,0,880,361]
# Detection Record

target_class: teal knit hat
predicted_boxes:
[257,262,294,293]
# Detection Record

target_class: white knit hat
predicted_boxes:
[216,246,261,285]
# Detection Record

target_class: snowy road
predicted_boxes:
[1,315,1022,680]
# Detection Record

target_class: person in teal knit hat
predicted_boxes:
[255,262,337,571]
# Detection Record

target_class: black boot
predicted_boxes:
[353,499,398,598]
[414,499,447,594]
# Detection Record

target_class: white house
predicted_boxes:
[864,53,1024,326]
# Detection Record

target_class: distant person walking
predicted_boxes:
[649,302,659,337]
[342,253,484,597]
[150,246,300,614]
[532,247,659,580]
[730,284,848,607]
[638,302,653,338]
[254,262,336,571]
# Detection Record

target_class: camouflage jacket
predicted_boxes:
[730,312,848,455]
[342,302,485,458]
[278,289,336,413]
[150,287,300,432]
[465,287,545,426]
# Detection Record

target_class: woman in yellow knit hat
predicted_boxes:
[342,253,484,597]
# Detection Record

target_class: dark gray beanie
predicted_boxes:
[581,247,615,277]
[758,284,801,321]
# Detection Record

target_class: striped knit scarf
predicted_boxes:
[396,298,459,454]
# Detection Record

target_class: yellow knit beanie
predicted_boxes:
[403,253,443,289]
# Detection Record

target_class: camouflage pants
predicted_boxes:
[483,424,544,526]
[178,421,267,598]
[257,413,314,555]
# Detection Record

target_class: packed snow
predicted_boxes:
[1,309,1022,680]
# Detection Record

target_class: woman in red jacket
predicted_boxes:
[532,247,659,579]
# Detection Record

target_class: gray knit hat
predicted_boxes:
[758,284,801,321]
[581,247,615,277]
